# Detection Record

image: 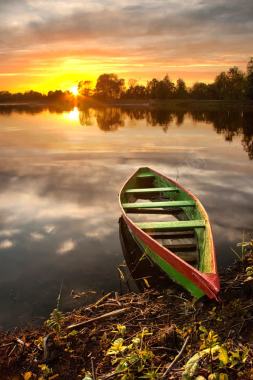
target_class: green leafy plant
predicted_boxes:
[139,366,161,379]
[106,327,159,379]
[82,373,93,380]
[199,326,219,349]
[45,283,64,333]
[228,346,250,368]
[182,345,224,380]
[183,325,251,379]
[38,363,53,379]
[231,234,252,262]
[45,308,64,333]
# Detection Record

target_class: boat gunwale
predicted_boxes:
[119,167,220,299]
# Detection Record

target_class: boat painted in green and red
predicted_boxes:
[119,167,220,300]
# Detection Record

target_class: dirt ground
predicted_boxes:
[1,245,253,380]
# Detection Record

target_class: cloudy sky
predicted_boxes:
[0,0,252,92]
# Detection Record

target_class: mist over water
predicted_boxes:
[0,105,252,329]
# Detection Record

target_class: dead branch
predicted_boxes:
[94,292,112,307]
[67,308,129,330]
[162,335,190,378]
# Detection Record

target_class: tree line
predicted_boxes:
[0,90,75,104]
[79,58,253,101]
[1,58,253,103]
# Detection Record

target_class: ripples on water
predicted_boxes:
[0,104,252,328]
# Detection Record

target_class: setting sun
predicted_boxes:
[70,85,79,96]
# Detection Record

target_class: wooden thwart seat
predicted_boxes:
[123,200,195,209]
[162,242,197,250]
[125,187,179,193]
[125,208,183,214]
[175,251,198,263]
[136,220,205,230]
[147,230,194,238]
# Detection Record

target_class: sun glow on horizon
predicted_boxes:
[70,85,79,96]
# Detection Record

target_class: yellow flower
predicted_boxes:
[112,324,126,335]
[106,338,127,355]
[132,337,140,345]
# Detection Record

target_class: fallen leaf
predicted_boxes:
[23,372,33,380]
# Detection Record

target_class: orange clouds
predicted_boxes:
[0,0,252,92]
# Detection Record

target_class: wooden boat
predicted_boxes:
[119,167,220,300]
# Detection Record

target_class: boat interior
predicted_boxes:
[121,168,208,269]
[119,216,181,291]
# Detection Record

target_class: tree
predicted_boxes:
[247,57,253,76]
[95,74,125,100]
[190,82,210,99]
[128,79,138,88]
[214,72,228,99]
[0,91,14,103]
[226,67,246,100]
[78,80,92,97]
[124,85,147,99]
[214,67,245,100]
[23,90,45,102]
[146,78,159,98]
[46,90,75,104]
[175,79,188,98]
[246,57,253,100]
[147,75,175,99]
[162,75,175,98]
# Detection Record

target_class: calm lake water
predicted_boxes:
[0,104,252,329]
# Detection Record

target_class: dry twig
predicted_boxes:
[162,335,190,378]
[67,308,129,330]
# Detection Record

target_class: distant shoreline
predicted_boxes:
[1,98,253,109]
[106,98,253,110]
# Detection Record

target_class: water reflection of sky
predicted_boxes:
[0,107,252,329]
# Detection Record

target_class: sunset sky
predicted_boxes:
[0,0,252,93]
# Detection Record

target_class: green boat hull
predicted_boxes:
[119,167,220,300]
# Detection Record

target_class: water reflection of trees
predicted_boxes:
[189,109,253,159]
[0,104,252,159]
[79,108,93,126]
[79,107,125,131]
[0,103,74,115]
[79,107,253,159]
[0,104,47,115]
[242,113,253,159]
[146,110,174,131]
[95,108,124,131]
[190,110,242,141]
